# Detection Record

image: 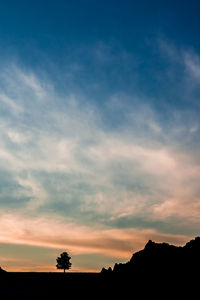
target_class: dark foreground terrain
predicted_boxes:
[0,269,198,299]
[1,237,200,298]
[0,272,104,298]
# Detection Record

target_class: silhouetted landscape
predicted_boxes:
[1,237,200,298]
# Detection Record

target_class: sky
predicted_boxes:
[0,0,200,272]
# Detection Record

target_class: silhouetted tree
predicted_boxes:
[56,252,72,273]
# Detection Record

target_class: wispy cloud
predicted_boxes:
[0,210,190,271]
[184,51,200,82]
[0,46,200,270]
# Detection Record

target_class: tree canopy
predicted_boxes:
[56,252,72,273]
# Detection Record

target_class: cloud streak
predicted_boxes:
[0,44,200,270]
[0,210,191,271]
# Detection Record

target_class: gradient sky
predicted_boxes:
[0,0,200,272]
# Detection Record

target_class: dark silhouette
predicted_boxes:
[101,236,200,297]
[102,236,200,278]
[56,251,72,273]
[0,266,6,273]
[0,237,200,298]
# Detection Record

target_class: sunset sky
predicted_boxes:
[0,0,200,272]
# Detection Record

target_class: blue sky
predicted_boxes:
[0,0,200,272]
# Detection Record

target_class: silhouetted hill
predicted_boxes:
[101,236,200,293]
[0,266,6,273]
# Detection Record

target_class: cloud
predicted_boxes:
[184,51,200,82]
[0,48,200,270]
[0,62,199,220]
[0,210,191,271]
